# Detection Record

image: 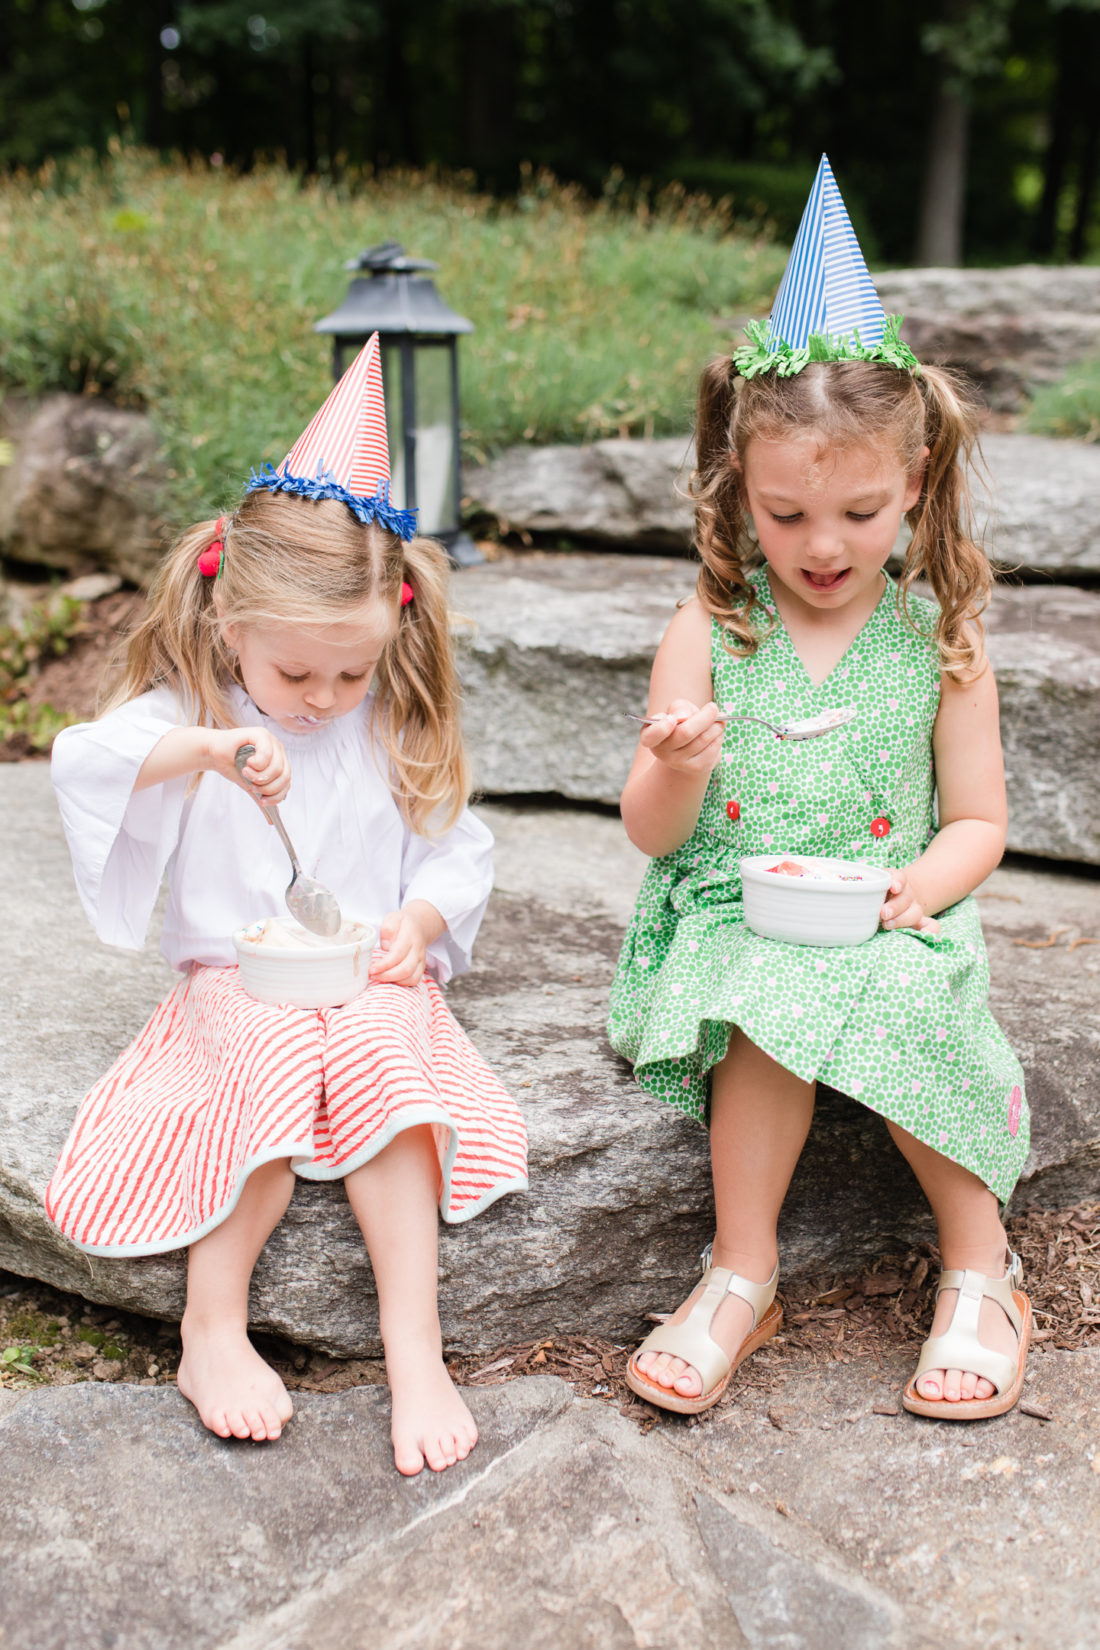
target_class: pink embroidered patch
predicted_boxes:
[1007,1084,1023,1137]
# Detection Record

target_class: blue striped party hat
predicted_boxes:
[733,156,918,379]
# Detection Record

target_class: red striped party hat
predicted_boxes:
[246,334,417,539]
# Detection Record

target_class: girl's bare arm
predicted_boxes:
[620,599,726,859]
[881,646,1006,928]
[134,725,291,805]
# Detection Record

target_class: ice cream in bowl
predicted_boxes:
[234,915,377,1008]
[740,855,892,947]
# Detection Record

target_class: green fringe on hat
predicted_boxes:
[732,314,920,381]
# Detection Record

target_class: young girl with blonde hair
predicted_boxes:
[609,159,1030,1422]
[47,340,528,1475]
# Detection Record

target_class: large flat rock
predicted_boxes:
[4,1351,1099,1649]
[875,264,1100,410]
[465,434,1100,580]
[2,765,1098,1356]
[457,551,1100,864]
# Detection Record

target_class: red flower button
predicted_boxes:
[870,816,891,838]
[726,800,740,823]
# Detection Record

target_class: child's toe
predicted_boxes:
[394,1440,426,1477]
[425,1436,457,1472]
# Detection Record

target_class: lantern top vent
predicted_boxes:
[315,242,473,338]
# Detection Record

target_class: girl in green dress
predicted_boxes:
[608,354,1031,1423]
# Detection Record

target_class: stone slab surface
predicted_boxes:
[2,765,1098,1357]
[875,265,1100,410]
[4,1351,1099,1650]
[457,550,1100,863]
[669,1345,1100,1650]
[465,434,1100,579]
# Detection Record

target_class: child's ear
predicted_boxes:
[218,610,239,653]
[728,448,749,502]
[904,445,930,511]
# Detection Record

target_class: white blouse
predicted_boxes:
[51,685,494,983]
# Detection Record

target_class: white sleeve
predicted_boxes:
[50,689,191,950]
[401,805,495,984]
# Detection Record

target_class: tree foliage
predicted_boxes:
[0,0,1097,262]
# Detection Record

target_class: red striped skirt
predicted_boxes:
[46,965,528,1256]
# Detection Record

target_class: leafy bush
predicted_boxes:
[0,147,787,520]
[0,592,85,750]
[1025,352,1100,443]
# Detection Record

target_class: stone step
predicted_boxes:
[466,431,1100,580]
[456,551,1100,866]
[875,265,1100,411]
[7,1356,1099,1648]
[2,766,1097,1358]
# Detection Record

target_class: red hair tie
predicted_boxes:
[198,518,227,578]
[400,581,415,607]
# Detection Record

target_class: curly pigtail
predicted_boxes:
[690,357,763,652]
[900,364,991,680]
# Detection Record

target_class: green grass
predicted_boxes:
[1025,352,1100,443]
[0,147,787,521]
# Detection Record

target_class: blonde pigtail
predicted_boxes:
[372,534,471,835]
[99,516,237,724]
[901,365,991,681]
[691,357,762,654]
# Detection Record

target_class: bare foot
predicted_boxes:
[177,1317,294,1442]
[387,1344,478,1476]
[635,1250,775,1402]
[914,1276,1022,1404]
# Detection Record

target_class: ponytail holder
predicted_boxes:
[198,518,227,579]
[400,581,415,607]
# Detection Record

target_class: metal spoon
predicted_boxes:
[234,744,342,938]
[624,706,857,741]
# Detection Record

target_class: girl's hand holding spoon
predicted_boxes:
[216,728,291,806]
[637,700,726,776]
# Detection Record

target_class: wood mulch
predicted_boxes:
[3,1202,1097,1426]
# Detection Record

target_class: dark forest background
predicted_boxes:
[2,0,1098,266]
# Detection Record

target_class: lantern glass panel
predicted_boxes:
[380,340,406,505]
[414,343,458,534]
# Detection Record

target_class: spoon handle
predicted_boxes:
[624,712,734,727]
[234,744,302,875]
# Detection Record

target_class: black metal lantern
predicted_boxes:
[314,241,478,564]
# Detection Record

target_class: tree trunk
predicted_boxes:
[1070,104,1100,262]
[915,80,969,266]
[1032,9,1077,257]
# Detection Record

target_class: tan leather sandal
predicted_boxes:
[902,1251,1031,1421]
[625,1244,782,1416]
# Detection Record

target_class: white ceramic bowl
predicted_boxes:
[234,918,377,1009]
[740,855,891,947]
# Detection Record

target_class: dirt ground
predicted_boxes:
[3,1201,1096,1423]
[0,590,145,760]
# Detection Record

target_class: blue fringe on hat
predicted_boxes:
[245,463,419,541]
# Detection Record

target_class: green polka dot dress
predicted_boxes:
[607,567,1028,1204]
